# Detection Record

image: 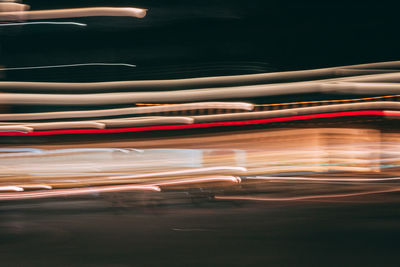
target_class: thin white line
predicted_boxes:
[0,21,87,27]
[1,62,136,71]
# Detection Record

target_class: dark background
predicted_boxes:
[1,0,400,82]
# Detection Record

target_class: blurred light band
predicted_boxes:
[0,110,389,136]
[0,7,147,21]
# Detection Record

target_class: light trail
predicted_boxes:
[0,125,33,132]
[0,110,388,136]
[1,60,400,91]
[0,21,87,27]
[214,187,400,202]
[0,148,43,153]
[151,176,241,187]
[3,80,400,105]
[0,184,160,201]
[22,121,106,131]
[0,186,24,192]
[100,117,194,128]
[20,184,52,190]
[192,102,400,123]
[0,148,138,158]
[247,176,400,182]
[0,102,253,121]
[108,167,247,180]
[0,117,193,131]
[0,7,147,21]
[0,63,136,71]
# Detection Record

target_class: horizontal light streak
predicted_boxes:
[214,187,400,202]
[1,60,400,91]
[150,176,241,187]
[1,63,136,71]
[247,176,400,182]
[0,184,159,201]
[3,82,400,105]
[0,7,147,21]
[0,102,253,121]
[0,21,87,27]
[0,110,388,136]
[108,167,247,180]
[0,186,24,192]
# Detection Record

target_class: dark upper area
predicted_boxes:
[0,0,399,82]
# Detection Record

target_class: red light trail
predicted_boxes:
[0,110,389,136]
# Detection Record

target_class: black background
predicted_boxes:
[1,0,400,82]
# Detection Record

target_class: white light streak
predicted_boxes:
[1,62,136,71]
[0,21,87,27]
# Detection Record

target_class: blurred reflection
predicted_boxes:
[2,128,400,203]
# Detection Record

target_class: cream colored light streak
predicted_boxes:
[23,121,105,131]
[2,60,400,92]
[149,176,241,187]
[0,125,33,132]
[0,186,23,192]
[247,176,400,182]
[0,184,159,201]
[2,82,400,105]
[0,7,147,21]
[108,167,248,180]
[0,102,253,121]
[0,117,193,131]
